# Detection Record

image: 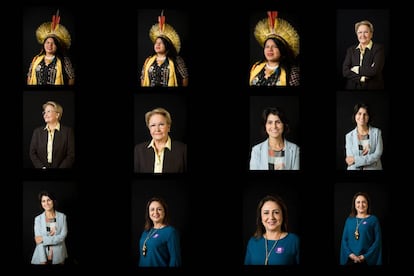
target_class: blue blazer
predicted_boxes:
[345,126,383,170]
[31,211,68,264]
[250,139,300,170]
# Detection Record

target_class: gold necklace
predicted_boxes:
[354,218,364,240]
[264,233,281,265]
[142,228,158,256]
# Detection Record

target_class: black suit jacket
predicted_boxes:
[29,125,75,168]
[342,42,385,90]
[134,140,187,173]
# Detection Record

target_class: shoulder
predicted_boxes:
[253,139,267,148]
[33,126,45,132]
[34,213,44,219]
[368,214,379,221]
[287,232,300,242]
[372,43,384,50]
[176,56,185,62]
[251,61,263,69]
[346,128,356,136]
[172,140,186,147]
[135,141,150,149]
[56,211,67,218]
[60,125,73,131]
[247,236,261,244]
[165,225,179,236]
[285,140,299,149]
[345,216,354,222]
[144,55,155,63]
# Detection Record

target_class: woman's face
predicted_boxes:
[43,37,57,55]
[154,38,167,54]
[43,104,59,124]
[355,107,369,127]
[148,114,170,142]
[41,195,54,212]
[261,200,283,232]
[149,201,165,225]
[355,195,368,215]
[356,24,373,46]
[266,114,284,139]
[264,39,281,62]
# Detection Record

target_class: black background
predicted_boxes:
[6,0,407,275]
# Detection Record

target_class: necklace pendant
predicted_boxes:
[354,230,359,240]
[142,244,147,256]
[265,257,268,266]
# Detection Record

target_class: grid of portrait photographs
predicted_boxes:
[16,1,399,275]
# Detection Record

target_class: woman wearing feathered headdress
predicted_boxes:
[140,10,188,87]
[27,10,75,86]
[250,11,300,87]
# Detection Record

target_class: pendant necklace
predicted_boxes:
[142,228,158,256]
[264,233,281,265]
[354,218,364,240]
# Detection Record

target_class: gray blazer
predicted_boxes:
[31,211,68,264]
[345,126,383,170]
[250,139,300,170]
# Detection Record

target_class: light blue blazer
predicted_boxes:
[31,211,68,264]
[345,126,383,170]
[250,139,300,170]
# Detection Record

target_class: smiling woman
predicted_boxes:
[340,192,382,265]
[29,100,75,169]
[31,191,68,265]
[138,197,181,267]
[134,107,187,173]
[244,194,300,265]
[27,9,75,86]
[249,106,299,170]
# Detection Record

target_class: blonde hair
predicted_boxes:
[145,107,172,127]
[355,20,374,34]
[42,101,63,120]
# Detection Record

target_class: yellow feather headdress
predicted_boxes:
[149,10,181,53]
[254,11,299,57]
[35,10,71,49]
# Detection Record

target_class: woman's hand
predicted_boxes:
[345,156,355,165]
[34,235,43,244]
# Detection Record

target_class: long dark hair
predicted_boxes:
[144,197,170,231]
[349,192,371,217]
[253,194,289,238]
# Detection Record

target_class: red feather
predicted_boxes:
[158,10,165,32]
[51,10,60,31]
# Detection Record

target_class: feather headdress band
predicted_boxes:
[36,10,71,49]
[254,11,299,57]
[149,10,181,53]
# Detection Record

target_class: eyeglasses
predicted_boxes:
[42,110,57,115]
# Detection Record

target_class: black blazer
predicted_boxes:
[29,125,75,168]
[342,42,385,90]
[134,140,187,173]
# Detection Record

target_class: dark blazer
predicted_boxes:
[29,125,75,168]
[134,140,187,173]
[342,43,385,90]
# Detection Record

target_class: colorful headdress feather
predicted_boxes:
[36,10,71,49]
[149,10,181,53]
[254,11,299,57]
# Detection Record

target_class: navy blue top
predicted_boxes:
[244,233,300,265]
[138,226,181,267]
